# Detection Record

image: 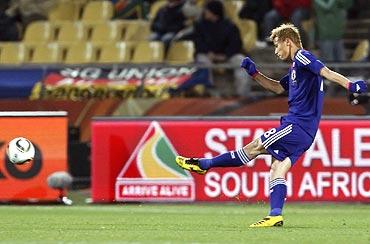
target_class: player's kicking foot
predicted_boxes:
[249,216,283,227]
[175,156,207,175]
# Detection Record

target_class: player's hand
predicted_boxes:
[240,57,258,77]
[348,80,367,93]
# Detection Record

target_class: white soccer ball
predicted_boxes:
[6,137,35,165]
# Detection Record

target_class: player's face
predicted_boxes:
[273,37,290,61]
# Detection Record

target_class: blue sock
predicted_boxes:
[269,178,287,216]
[199,149,251,170]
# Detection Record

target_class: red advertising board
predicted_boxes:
[0,112,68,202]
[91,118,370,203]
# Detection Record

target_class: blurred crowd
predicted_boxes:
[126,0,368,96]
[0,0,57,41]
[111,0,368,63]
[0,0,368,61]
[0,0,368,98]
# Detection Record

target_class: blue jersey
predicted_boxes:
[279,49,325,138]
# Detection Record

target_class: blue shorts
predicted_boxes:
[260,123,313,165]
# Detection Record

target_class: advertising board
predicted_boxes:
[92,118,370,203]
[0,112,68,202]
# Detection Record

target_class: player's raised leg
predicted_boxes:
[249,157,291,227]
[176,138,267,175]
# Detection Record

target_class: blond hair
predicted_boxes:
[270,23,303,48]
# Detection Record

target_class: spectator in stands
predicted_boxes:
[263,0,311,46]
[239,0,272,48]
[0,0,19,41]
[193,0,251,97]
[172,0,202,41]
[149,0,187,48]
[314,0,353,62]
[6,0,57,28]
[113,0,153,19]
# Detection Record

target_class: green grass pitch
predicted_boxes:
[0,203,369,243]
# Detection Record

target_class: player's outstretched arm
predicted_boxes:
[240,57,285,94]
[320,66,368,93]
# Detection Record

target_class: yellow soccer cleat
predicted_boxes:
[249,215,284,227]
[175,156,207,175]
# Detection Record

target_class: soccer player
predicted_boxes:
[175,23,368,227]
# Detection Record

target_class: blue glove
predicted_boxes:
[348,80,368,93]
[240,57,258,77]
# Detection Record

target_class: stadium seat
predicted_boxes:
[23,21,55,45]
[0,42,11,54]
[132,41,164,63]
[73,0,91,17]
[29,43,62,64]
[81,0,114,23]
[56,21,88,46]
[237,19,257,52]
[196,0,205,7]
[64,43,97,64]
[166,41,194,64]
[48,0,77,21]
[148,0,167,20]
[74,0,90,5]
[351,40,369,62]
[90,21,125,45]
[0,43,29,64]
[224,0,244,22]
[122,20,150,41]
[98,42,131,63]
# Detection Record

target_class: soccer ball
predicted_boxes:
[6,137,35,164]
